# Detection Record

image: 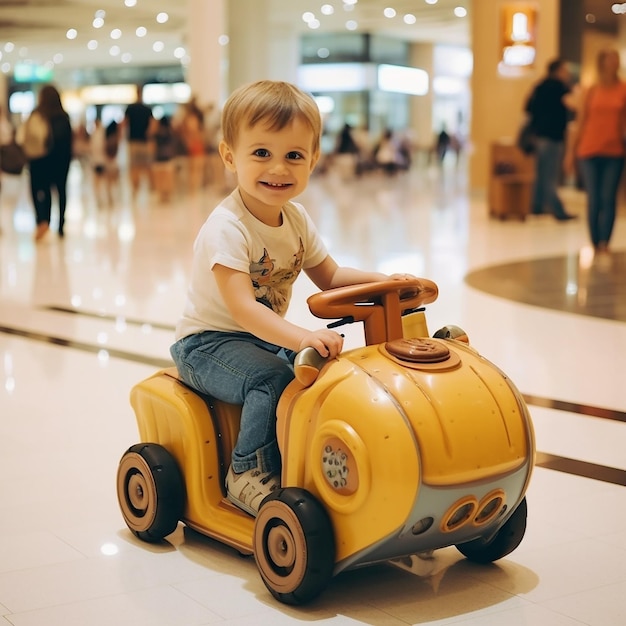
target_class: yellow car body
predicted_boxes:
[118,279,535,604]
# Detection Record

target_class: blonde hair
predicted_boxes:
[221,80,321,155]
[596,48,621,82]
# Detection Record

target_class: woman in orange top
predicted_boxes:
[570,49,626,254]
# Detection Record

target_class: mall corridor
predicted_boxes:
[0,159,625,625]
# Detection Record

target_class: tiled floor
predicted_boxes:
[0,157,625,625]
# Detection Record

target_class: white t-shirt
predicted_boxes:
[175,189,328,340]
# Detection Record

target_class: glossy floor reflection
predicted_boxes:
[0,161,625,626]
[466,249,626,322]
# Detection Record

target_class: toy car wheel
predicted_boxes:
[456,497,527,563]
[253,487,335,605]
[116,443,184,543]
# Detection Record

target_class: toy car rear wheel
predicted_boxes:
[456,497,527,563]
[116,443,184,543]
[253,487,335,605]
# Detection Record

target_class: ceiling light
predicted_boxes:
[53,53,63,64]
[136,26,147,37]
[124,0,137,6]
[321,4,334,15]
[122,53,132,63]
[109,45,120,56]
[302,11,315,23]
[87,40,98,50]
[346,19,358,30]
[308,19,321,29]
[218,34,229,45]
[93,17,104,28]
[425,0,438,5]
[4,43,15,52]
[111,28,122,39]
[174,46,186,59]
[384,8,396,18]
[454,7,467,17]
[156,12,169,23]
[404,14,417,24]
[95,9,105,18]
[66,29,77,40]
[153,41,165,52]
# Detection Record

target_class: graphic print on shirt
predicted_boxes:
[250,239,304,315]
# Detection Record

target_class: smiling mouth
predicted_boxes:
[261,181,292,188]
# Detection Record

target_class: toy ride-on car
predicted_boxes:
[116,278,535,605]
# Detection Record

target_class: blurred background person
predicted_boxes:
[525,58,576,221]
[152,115,177,203]
[72,122,90,177]
[202,101,225,189]
[0,105,15,234]
[89,118,108,207]
[179,95,206,194]
[124,84,154,199]
[374,128,402,176]
[567,48,626,255]
[20,84,73,241]
[435,126,451,165]
[333,122,360,180]
[103,120,121,206]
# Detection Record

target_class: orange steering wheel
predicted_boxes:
[307,278,438,346]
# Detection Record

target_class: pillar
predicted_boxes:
[409,43,434,152]
[469,0,561,190]
[187,0,226,107]
[227,0,299,93]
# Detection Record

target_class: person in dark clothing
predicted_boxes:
[436,127,451,164]
[525,58,576,221]
[334,122,360,178]
[152,115,177,203]
[26,84,73,240]
[124,85,154,197]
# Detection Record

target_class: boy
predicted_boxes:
[170,80,410,516]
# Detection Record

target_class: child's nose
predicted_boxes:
[268,160,289,174]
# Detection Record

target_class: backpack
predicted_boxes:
[18,111,52,160]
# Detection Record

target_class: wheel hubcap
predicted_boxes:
[128,473,148,511]
[267,524,296,569]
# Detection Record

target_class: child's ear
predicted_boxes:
[310,149,320,172]
[219,140,236,172]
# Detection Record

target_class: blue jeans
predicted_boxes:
[531,138,568,218]
[578,156,624,247]
[170,332,296,475]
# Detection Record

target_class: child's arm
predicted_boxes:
[305,255,413,290]
[213,264,343,358]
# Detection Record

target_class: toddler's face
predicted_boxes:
[220,116,318,224]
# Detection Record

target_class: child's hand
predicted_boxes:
[299,329,344,358]
[388,273,417,281]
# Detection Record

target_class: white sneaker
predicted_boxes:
[225,466,279,516]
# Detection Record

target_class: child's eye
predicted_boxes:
[253,148,270,157]
[286,151,304,160]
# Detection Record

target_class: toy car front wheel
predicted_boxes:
[456,497,527,563]
[116,443,184,543]
[253,488,335,605]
